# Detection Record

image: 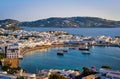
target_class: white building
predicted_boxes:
[106,71,120,79]
[6,44,20,58]
[99,68,120,79]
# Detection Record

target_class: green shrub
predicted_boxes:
[82,67,91,76]
[16,76,24,79]
[49,73,67,79]
[101,66,112,69]
[0,53,5,60]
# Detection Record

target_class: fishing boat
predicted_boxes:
[69,47,76,50]
[81,51,91,54]
[57,52,64,56]
[79,46,89,51]
[18,55,23,59]
[63,49,68,52]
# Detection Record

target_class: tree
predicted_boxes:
[5,25,21,31]
[49,73,67,79]
[101,66,112,69]
[2,60,11,71]
[82,67,91,76]
[0,53,5,60]
[16,76,24,79]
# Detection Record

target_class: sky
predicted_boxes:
[0,0,120,21]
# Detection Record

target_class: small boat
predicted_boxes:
[63,50,68,52]
[18,55,23,59]
[79,48,89,51]
[69,47,76,50]
[82,51,91,54]
[79,46,89,51]
[57,52,64,56]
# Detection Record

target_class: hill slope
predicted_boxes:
[1,17,120,28]
[18,17,120,28]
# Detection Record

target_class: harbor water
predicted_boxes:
[19,27,120,73]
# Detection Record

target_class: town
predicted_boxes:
[0,28,120,79]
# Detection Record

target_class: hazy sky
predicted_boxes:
[0,0,120,21]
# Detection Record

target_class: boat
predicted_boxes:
[79,47,89,51]
[81,51,91,54]
[69,47,76,50]
[18,55,23,59]
[79,46,89,51]
[57,52,64,56]
[63,50,68,52]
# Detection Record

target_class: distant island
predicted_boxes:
[0,17,120,28]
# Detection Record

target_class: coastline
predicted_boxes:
[19,45,120,73]
[20,43,120,56]
[20,44,75,55]
[2,42,119,74]
[0,28,120,78]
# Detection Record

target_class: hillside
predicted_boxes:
[1,17,120,28]
[0,19,19,25]
[0,19,20,28]
[18,17,120,28]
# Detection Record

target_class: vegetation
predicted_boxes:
[2,60,22,74]
[49,73,67,79]
[74,69,80,71]
[2,66,22,74]
[0,53,5,60]
[0,33,9,36]
[8,67,22,74]
[5,25,21,31]
[16,76,24,79]
[101,66,112,69]
[14,35,18,38]
[82,67,91,77]
[95,77,101,79]
[2,60,11,71]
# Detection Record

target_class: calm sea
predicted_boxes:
[23,27,120,37]
[19,27,120,73]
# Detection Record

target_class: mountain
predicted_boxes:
[0,19,20,28]
[0,19,19,25]
[18,17,120,28]
[1,17,120,28]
